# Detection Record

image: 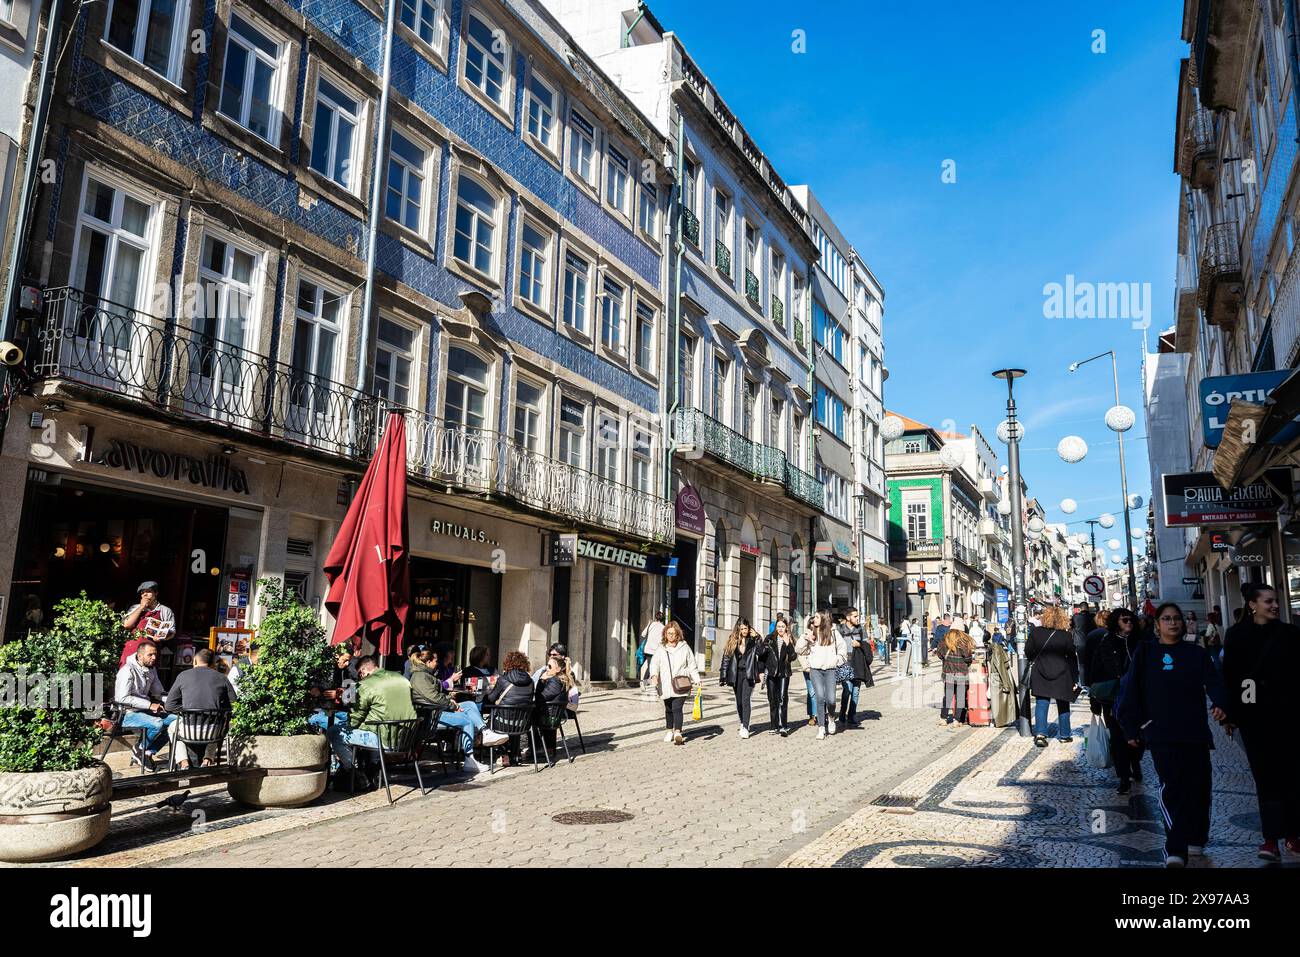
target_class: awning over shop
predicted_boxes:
[863,559,904,581]
[814,516,854,563]
[1213,368,1300,488]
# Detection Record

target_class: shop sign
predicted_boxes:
[92,438,250,495]
[549,533,578,566]
[548,534,667,573]
[430,518,499,546]
[674,483,706,535]
[739,542,762,558]
[1199,370,1300,448]
[1161,469,1292,527]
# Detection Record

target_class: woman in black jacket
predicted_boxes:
[720,618,763,738]
[759,618,798,736]
[1086,607,1143,793]
[1222,583,1300,862]
[1025,605,1079,747]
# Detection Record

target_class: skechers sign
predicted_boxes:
[1161,469,1292,527]
[548,534,666,573]
[1199,370,1300,448]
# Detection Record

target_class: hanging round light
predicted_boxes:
[1074,533,1090,546]
[1000,464,1009,475]
[997,498,1013,516]
[1059,498,1077,514]
[1104,405,1136,432]
[996,419,1023,444]
[939,444,964,468]
[1128,493,1144,509]
[1107,538,1121,551]
[1132,529,1145,541]
[1099,512,1115,528]
[1057,435,1088,463]
[880,415,905,441]
[1028,516,1045,533]
[1111,554,1124,565]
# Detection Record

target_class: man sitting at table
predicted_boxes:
[408,645,506,775]
[164,648,235,769]
[113,639,177,770]
[327,656,414,788]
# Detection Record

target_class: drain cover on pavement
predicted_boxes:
[551,809,635,825]
[870,793,919,808]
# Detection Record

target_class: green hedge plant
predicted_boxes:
[0,593,124,773]
[230,578,336,737]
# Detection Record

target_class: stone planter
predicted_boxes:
[0,763,112,863]
[227,734,328,809]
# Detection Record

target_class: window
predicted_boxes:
[815,383,845,440]
[639,182,658,239]
[0,0,14,21]
[517,221,549,309]
[711,355,729,422]
[524,71,558,153]
[768,395,783,450]
[385,128,428,232]
[600,275,625,353]
[443,346,490,431]
[562,253,590,334]
[605,144,631,216]
[906,500,929,540]
[714,190,732,273]
[310,75,362,192]
[558,396,586,466]
[741,378,758,440]
[792,273,806,328]
[792,413,805,467]
[105,0,187,82]
[288,278,344,429]
[568,109,597,186]
[632,429,652,492]
[770,249,786,321]
[73,174,155,316]
[903,439,922,454]
[453,174,498,277]
[678,333,696,408]
[744,222,759,276]
[374,317,416,407]
[463,11,507,108]
[682,157,699,214]
[596,413,620,481]
[814,299,845,364]
[399,0,442,47]
[193,233,259,401]
[634,301,654,372]
[219,13,283,143]
[513,378,544,452]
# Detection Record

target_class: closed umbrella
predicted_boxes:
[324,410,410,658]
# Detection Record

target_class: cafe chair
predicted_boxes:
[168,708,232,771]
[535,699,575,767]
[97,700,149,771]
[414,704,461,774]
[566,702,587,755]
[486,704,543,773]
[351,718,427,805]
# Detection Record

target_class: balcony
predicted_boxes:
[1197,221,1244,328]
[889,537,942,560]
[672,407,823,509]
[36,287,675,544]
[1180,108,1217,189]
[978,476,997,501]
[952,539,981,569]
[682,206,700,247]
[715,240,732,278]
[1175,252,1198,350]
[744,269,760,307]
[771,295,784,328]
[978,518,999,541]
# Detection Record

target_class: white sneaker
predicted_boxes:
[664,731,674,744]
[828,718,837,735]
[480,729,509,747]
[816,727,826,740]
[739,727,750,739]
[462,755,488,775]
[1188,845,1205,857]
[1165,853,1186,868]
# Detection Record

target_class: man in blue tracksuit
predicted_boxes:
[1117,602,1228,867]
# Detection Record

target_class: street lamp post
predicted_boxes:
[1068,351,1139,610]
[993,368,1030,737]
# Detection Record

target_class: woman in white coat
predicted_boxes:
[649,620,701,746]
[796,614,848,739]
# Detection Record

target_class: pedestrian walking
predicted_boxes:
[796,612,848,739]
[649,621,701,746]
[1025,605,1080,747]
[968,617,986,650]
[1117,602,1228,868]
[638,611,665,696]
[1085,607,1143,793]
[894,619,911,677]
[838,607,873,726]
[799,613,820,726]
[937,628,975,726]
[1221,583,1300,862]
[875,615,891,665]
[719,618,763,738]
[759,617,798,735]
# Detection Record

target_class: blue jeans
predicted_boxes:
[1034,697,1071,738]
[803,672,817,717]
[838,679,860,722]
[435,702,486,756]
[879,640,890,665]
[334,729,379,770]
[123,710,177,753]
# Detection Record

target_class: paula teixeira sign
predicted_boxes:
[1161,469,1292,527]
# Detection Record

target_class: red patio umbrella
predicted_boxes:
[324,410,410,657]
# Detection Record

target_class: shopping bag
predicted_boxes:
[691,686,703,721]
[1085,714,1112,769]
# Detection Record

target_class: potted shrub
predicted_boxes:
[227,579,336,808]
[0,594,123,862]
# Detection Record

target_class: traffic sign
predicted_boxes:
[1083,575,1105,599]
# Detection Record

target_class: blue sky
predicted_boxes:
[649,0,1184,545]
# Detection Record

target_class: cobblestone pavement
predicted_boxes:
[783,695,1291,868]
[95,665,972,868]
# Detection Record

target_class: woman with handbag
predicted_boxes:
[937,628,975,726]
[799,614,821,726]
[796,613,848,739]
[1117,602,1228,867]
[759,618,798,736]
[1086,607,1143,793]
[720,618,763,738]
[1025,604,1080,747]
[649,621,700,746]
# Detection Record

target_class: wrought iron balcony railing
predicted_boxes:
[715,240,732,277]
[682,206,700,247]
[784,460,824,510]
[889,537,942,558]
[672,407,823,508]
[36,287,674,543]
[745,269,760,306]
[793,315,805,353]
[1197,221,1244,327]
[771,295,784,328]
[1180,108,1217,189]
